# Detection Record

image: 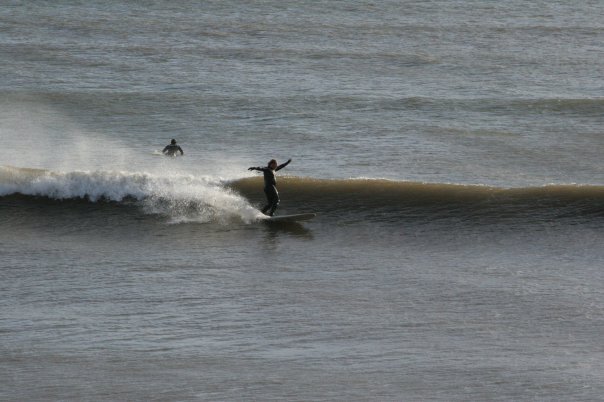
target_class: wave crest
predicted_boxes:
[0,166,263,224]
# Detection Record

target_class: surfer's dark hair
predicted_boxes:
[171,139,176,144]
[268,159,277,166]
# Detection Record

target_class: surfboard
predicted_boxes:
[265,213,316,223]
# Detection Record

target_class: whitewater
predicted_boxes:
[0,166,264,224]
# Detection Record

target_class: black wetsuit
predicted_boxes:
[162,144,184,156]
[250,160,291,216]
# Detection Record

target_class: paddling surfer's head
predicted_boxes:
[268,159,278,169]
[171,139,177,145]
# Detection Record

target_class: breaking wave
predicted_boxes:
[2,165,603,225]
[0,165,264,224]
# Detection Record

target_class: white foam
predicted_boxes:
[0,166,264,224]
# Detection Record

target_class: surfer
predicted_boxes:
[248,158,292,216]
[162,139,184,156]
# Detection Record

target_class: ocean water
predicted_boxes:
[1,1,603,400]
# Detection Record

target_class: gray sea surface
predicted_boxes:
[1,1,603,400]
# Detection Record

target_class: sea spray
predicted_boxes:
[0,98,137,172]
[138,173,263,224]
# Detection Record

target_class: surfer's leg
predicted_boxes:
[261,188,273,215]
[268,200,279,216]
[267,187,280,216]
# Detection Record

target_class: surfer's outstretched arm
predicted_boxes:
[178,146,184,155]
[275,159,292,171]
[248,166,265,172]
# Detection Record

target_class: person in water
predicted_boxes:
[162,139,184,156]
[248,158,292,216]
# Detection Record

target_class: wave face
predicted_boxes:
[0,166,263,224]
[231,177,604,223]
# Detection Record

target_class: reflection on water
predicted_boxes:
[263,220,314,240]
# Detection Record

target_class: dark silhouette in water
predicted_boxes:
[248,158,291,216]
[162,139,184,156]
